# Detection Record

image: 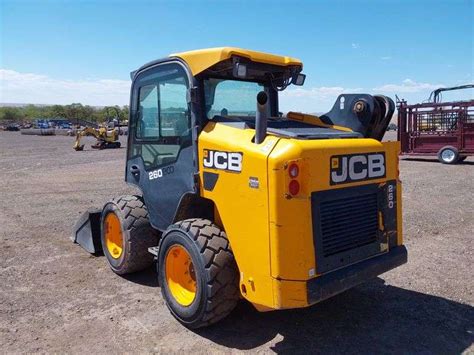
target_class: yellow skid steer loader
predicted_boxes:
[72,47,407,328]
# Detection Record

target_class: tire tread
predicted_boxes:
[105,195,158,274]
[172,218,239,327]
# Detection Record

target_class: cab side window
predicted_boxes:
[137,85,159,139]
[132,64,191,170]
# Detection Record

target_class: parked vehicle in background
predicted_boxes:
[6,124,20,131]
[397,84,474,164]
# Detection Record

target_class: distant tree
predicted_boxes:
[64,103,84,123]
[0,103,129,124]
[82,105,95,120]
[51,105,66,118]
[99,106,123,123]
[121,105,130,121]
[23,104,39,119]
[0,107,23,121]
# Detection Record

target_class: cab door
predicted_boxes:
[126,61,196,230]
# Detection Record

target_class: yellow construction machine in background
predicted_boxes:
[73,125,121,151]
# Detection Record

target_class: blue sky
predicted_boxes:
[1,0,472,111]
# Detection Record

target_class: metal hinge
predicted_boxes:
[193,172,201,192]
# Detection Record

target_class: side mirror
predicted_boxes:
[292,73,306,86]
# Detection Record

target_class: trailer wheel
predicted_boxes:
[158,218,239,329]
[437,146,459,164]
[101,195,159,275]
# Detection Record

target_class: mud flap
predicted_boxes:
[71,208,103,255]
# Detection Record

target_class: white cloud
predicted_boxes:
[280,86,363,113]
[380,56,392,60]
[1,69,455,114]
[373,79,444,93]
[0,69,130,106]
[351,43,360,49]
[280,80,450,113]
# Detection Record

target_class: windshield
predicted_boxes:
[204,78,266,118]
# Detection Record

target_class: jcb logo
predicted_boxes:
[330,152,385,185]
[203,149,243,172]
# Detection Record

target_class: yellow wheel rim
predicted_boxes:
[104,212,123,259]
[165,245,197,306]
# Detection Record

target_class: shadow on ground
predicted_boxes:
[119,265,473,352]
[123,266,159,288]
[402,157,474,165]
[195,278,474,353]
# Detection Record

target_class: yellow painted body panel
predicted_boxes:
[198,122,403,310]
[272,278,308,309]
[171,47,302,75]
[268,139,401,281]
[198,122,279,308]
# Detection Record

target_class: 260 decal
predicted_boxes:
[330,152,386,185]
[148,165,174,180]
[203,149,243,172]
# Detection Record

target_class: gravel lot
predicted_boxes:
[1,131,473,353]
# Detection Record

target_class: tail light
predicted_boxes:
[288,163,299,178]
[288,179,300,195]
[287,161,300,197]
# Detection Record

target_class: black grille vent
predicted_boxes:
[320,193,378,257]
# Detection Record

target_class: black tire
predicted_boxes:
[101,195,159,275]
[458,156,467,162]
[437,146,459,164]
[158,218,239,329]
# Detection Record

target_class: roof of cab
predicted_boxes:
[170,47,302,76]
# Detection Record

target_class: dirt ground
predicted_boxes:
[1,131,473,354]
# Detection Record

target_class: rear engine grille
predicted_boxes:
[320,193,378,257]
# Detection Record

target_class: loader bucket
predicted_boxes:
[72,208,103,254]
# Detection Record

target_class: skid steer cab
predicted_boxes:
[72,47,407,329]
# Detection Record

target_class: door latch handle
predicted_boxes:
[130,165,140,177]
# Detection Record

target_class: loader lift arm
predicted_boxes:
[319,94,395,141]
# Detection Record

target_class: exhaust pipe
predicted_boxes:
[255,91,268,144]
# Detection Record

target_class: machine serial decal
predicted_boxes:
[387,183,395,209]
[148,165,175,180]
[203,150,243,172]
[330,152,386,185]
